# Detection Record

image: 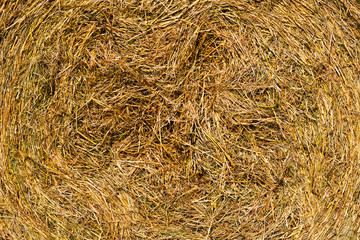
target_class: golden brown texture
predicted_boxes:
[1,0,360,239]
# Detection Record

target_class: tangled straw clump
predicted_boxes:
[1,0,360,239]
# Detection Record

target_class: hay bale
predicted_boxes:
[1,0,360,239]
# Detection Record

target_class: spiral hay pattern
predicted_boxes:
[1,0,360,239]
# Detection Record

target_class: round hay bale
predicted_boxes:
[1,0,360,239]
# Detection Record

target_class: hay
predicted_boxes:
[1,0,360,239]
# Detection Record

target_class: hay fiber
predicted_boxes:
[1,0,360,239]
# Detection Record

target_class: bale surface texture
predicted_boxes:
[1,0,360,239]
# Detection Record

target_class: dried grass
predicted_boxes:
[1,0,360,239]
